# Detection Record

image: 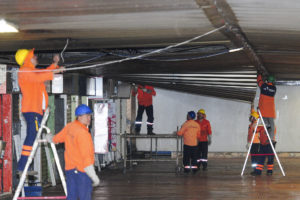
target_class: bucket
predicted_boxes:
[24,185,42,197]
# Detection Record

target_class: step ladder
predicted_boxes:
[13,108,67,200]
[241,108,285,176]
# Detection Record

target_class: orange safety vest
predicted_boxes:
[132,85,156,106]
[53,120,95,172]
[177,120,201,146]
[195,119,212,142]
[18,50,58,115]
[257,74,276,118]
[248,121,261,144]
[259,126,277,145]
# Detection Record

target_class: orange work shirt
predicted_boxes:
[53,120,95,172]
[259,126,277,145]
[195,119,212,142]
[177,120,201,146]
[132,85,156,106]
[18,50,58,115]
[257,74,276,118]
[247,121,260,144]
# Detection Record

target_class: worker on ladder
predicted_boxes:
[177,111,201,174]
[195,109,212,171]
[16,48,65,172]
[257,72,277,147]
[251,125,277,176]
[46,104,100,200]
[246,109,262,172]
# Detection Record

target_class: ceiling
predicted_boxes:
[1,0,300,102]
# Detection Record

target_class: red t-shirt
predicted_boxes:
[195,119,212,142]
[132,85,156,106]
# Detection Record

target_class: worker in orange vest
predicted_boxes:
[257,73,276,144]
[247,110,262,171]
[251,125,277,176]
[132,84,156,135]
[16,48,65,172]
[177,111,201,174]
[195,109,212,171]
[46,104,100,199]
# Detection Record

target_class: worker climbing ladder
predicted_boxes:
[241,108,285,176]
[13,108,67,200]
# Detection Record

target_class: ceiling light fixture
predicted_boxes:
[0,19,18,33]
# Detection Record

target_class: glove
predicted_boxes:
[208,135,212,145]
[84,165,100,187]
[45,134,53,143]
[246,143,250,150]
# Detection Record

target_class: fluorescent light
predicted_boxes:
[0,19,18,33]
[229,47,244,53]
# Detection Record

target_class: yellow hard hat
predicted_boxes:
[198,109,205,115]
[251,111,259,119]
[15,49,29,66]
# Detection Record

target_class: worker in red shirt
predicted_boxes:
[16,48,65,172]
[257,73,276,144]
[47,104,100,200]
[251,125,277,176]
[195,109,212,171]
[177,111,201,174]
[132,84,156,135]
[246,110,261,171]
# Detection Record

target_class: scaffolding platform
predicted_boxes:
[121,133,183,173]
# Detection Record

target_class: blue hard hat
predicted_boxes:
[188,111,196,119]
[75,104,93,116]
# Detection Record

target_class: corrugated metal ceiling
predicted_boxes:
[2,0,300,102]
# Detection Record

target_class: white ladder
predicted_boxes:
[13,108,67,200]
[241,108,285,176]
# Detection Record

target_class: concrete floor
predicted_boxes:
[41,157,300,200]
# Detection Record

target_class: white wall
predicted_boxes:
[136,86,300,152]
[137,88,250,152]
[254,86,300,152]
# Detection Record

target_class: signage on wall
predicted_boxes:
[93,101,117,154]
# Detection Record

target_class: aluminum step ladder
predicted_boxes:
[13,108,67,200]
[241,108,285,176]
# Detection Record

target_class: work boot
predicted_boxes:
[147,130,155,135]
[267,170,273,176]
[197,161,201,168]
[135,131,140,135]
[251,171,261,176]
[202,162,207,171]
[135,128,141,135]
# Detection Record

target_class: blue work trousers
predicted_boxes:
[18,112,43,171]
[66,169,93,200]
